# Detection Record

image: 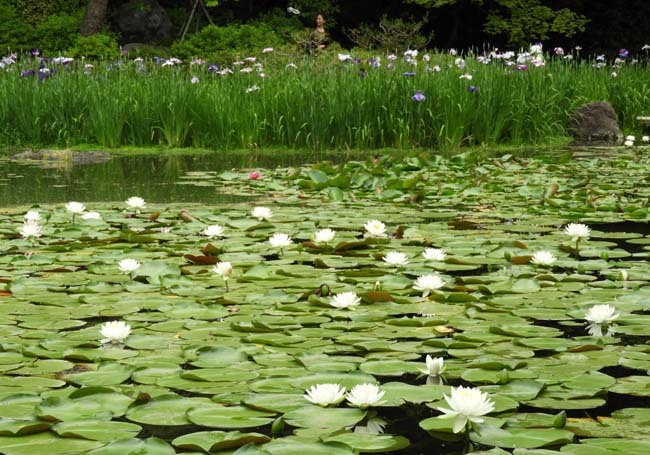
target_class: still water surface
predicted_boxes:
[0,150,356,206]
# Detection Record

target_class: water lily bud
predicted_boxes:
[271,416,285,435]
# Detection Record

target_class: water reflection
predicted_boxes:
[0,150,356,206]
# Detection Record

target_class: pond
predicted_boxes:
[0,149,362,206]
[0,149,648,455]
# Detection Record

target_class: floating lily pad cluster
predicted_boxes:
[0,151,648,454]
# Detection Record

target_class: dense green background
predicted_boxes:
[1,0,649,58]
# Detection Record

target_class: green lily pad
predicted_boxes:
[172,430,270,452]
[470,424,575,449]
[187,405,276,429]
[324,432,410,453]
[52,420,142,442]
[284,405,366,429]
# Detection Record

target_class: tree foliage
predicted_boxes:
[406,0,588,45]
[484,1,587,45]
[15,0,83,25]
[0,0,639,54]
[346,15,433,52]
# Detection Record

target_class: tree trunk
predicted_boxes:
[80,0,109,36]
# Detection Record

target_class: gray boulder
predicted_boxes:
[112,0,173,44]
[567,101,622,146]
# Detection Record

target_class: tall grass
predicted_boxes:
[0,53,649,150]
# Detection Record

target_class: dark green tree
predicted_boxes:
[406,0,587,45]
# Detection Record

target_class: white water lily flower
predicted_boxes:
[624,140,634,147]
[24,210,40,222]
[346,383,385,408]
[118,258,141,274]
[437,386,495,433]
[330,291,361,309]
[252,206,273,221]
[585,304,619,336]
[364,219,387,237]
[65,201,85,214]
[564,222,590,241]
[421,355,446,376]
[383,251,409,266]
[269,233,292,248]
[203,224,225,238]
[625,135,636,142]
[530,250,557,266]
[213,261,233,280]
[99,320,131,344]
[413,274,445,297]
[126,196,146,211]
[19,221,41,239]
[314,228,336,243]
[422,248,447,261]
[642,136,650,142]
[304,383,346,407]
[82,211,102,220]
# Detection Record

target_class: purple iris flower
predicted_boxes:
[403,72,416,77]
[20,69,35,78]
[30,48,41,57]
[516,64,528,71]
[208,64,219,72]
[468,85,478,92]
[38,67,52,81]
[153,56,164,65]
[618,48,629,58]
[411,90,426,102]
[354,58,361,64]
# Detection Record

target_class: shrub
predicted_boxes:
[251,8,304,39]
[34,12,82,54]
[0,4,34,52]
[345,15,433,52]
[16,0,84,25]
[67,33,121,59]
[171,24,283,62]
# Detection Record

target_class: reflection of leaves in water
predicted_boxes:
[161,155,183,180]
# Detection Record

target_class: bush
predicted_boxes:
[345,15,433,52]
[34,12,82,54]
[67,33,121,59]
[171,24,283,63]
[16,0,84,25]
[0,4,34,52]
[251,8,304,39]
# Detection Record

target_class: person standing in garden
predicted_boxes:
[311,13,329,51]
[287,7,331,54]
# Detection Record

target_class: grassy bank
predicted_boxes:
[0,51,647,151]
